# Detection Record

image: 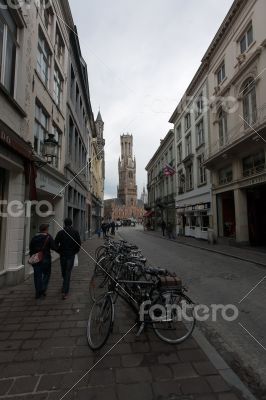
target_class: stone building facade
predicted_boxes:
[0,0,103,287]
[146,130,176,230]
[203,0,266,245]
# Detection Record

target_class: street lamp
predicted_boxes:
[32,133,58,169]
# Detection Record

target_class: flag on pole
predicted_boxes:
[163,164,176,176]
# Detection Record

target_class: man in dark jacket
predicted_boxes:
[55,218,81,299]
[29,224,56,299]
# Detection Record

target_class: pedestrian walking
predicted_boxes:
[101,222,107,238]
[161,220,166,236]
[55,218,81,300]
[111,221,116,235]
[29,224,56,299]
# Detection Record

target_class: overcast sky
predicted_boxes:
[69,0,234,199]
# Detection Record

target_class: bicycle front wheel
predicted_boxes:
[152,291,195,344]
[87,294,114,350]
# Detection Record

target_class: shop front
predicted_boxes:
[0,120,33,287]
[176,202,211,240]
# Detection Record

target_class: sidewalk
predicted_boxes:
[0,237,254,400]
[142,229,266,267]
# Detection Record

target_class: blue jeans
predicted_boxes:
[60,255,75,294]
[33,259,51,296]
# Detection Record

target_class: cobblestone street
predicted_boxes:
[0,237,250,400]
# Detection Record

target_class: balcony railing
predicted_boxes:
[243,163,266,177]
[205,103,266,160]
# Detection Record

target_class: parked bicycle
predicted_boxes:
[87,240,195,350]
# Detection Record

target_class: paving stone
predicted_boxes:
[94,355,121,369]
[207,375,231,392]
[13,350,35,362]
[0,331,11,340]
[0,361,40,378]
[131,341,150,353]
[180,377,212,394]
[9,376,39,394]
[152,380,182,398]
[33,330,53,339]
[76,386,117,400]
[22,340,42,350]
[193,361,218,376]
[150,364,173,380]
[158,352,179,364]
[88,369,115,386]
[37,373,63,391]
[11,331,35,340]
[217,394,242,400]
[37,322,60,330]
[72,357,94,371]
[121,353,143,367]
[178,349,208,362]
[115,367,152,384]
[0,378,14,395]
[117,383,153,400]
[38,359,72,374]
[0,340,22,351]
[172,362,199,379]
[0,351,16,363]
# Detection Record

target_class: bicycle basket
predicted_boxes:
[159,276,182,290]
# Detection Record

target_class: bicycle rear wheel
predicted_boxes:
[87,294,114,350]
[152,291,195,344]
[89,257,110,302]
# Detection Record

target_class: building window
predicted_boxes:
[198,154,206,185]
[51,125,62,169]
[69,117,74,159]
[216,62,225,85]
[176,124,182,141]
[0,7,17,96]
[219,166,233,185]
[185,133,192,156]
[196,93,203,117]
[184,113,191,131]
[55,27,65,65]
[242,78,257,126]
[34,103,49,155]
[54,65,63,107]
[70,65,75,101]
[243,151,265,177]
[218,109,228,147]
[177,143,182,164]
[196,119,204,147]
[40,0,53,33]
[178,170,185,194]
[37,30,51,87]
[240,24,253,54]
[186,164,193,191]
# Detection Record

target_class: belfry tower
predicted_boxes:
[117,134,137,206]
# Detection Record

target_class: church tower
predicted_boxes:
[117,134,137,206]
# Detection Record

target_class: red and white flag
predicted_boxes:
[163,164,176,176]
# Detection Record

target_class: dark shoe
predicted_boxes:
[62,293,68,300]
[41,291,46,297]
[35,293,42,299]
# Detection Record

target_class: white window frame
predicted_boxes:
[196,119,204,147]
[0,8,18,96]
[198,154,206,185]
[185,133,192,157]
[54,64,63,108]
[184,113,191,131]
[216,62,226,85]
[37,30,51,87]
[177,143,182,164]
[34,103,49,156]
[239,24,253,54]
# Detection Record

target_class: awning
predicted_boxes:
[143,211,155,218]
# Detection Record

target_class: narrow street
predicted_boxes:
[0,236,253,400]
[118,226,266,394]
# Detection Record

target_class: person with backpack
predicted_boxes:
[55,218,81,300]
[29,224,56,299]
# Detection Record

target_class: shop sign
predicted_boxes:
[0,123,32,159]
[242,174,266,187]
